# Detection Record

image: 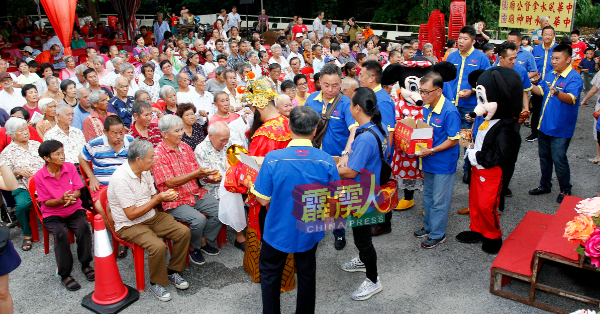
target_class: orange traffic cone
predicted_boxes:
[82,215,139,313]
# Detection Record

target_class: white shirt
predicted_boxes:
[313,58,325,74]
[313,18,324,39]
[152,59,164,78]
[203,62,217,76]
[179,89,216,124]
[136,72,161,84]
[227,12,241,30]
[43,125,86,164]
[287,51,305,68]
[250,63,262,78]
[283,71,300,82]
[467,119,500,170]
[269,56,290,72]
[100,70,119,87]
[0,88,26,112]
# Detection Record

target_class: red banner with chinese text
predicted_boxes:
[498,0,576,32]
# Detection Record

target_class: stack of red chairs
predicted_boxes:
[448,0,467,40]
[426,10,446,61]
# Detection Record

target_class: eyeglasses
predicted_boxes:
[418,88,440,95]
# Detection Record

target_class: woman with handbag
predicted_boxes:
[0,155,21,314]
[338,87,390,301]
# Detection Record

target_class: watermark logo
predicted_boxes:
[291,170,393,233]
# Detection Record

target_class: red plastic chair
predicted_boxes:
[77,54,87,65]
[27,177,75,255]
[301,67,314,76]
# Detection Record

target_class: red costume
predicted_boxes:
[392,96,424,190]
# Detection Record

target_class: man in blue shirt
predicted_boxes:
[414,72,461,249]
[357,60,395,236]
[252,106,339,314]
[528,25,557,142]
[444,25,490,181]
[109,76,134,128]
[505,30,538,79]
[529,44,583,203]
[153,13,170,46]
[579,48,598,92]
[72,88,93,130]
[496,42,533,113]
[305,63,358,249]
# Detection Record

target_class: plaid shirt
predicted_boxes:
[152,141,207,210]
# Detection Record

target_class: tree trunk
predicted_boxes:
[81,0,100,22]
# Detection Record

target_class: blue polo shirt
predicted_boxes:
[493,49,537,74]
[81,134,135,185]
[538,66,583,138]
[108,96,134,128]
[421,95,461,174]
[305,91,357,156]
[71,103,92,131]
[532,42,558,83]
[512,64,533,91]
[347,122,391,185]
[445,47,491,109]
[251,139,340,253]
[373,85,396,133]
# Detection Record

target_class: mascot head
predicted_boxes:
[467,66,523,123]
[382,57,456,106]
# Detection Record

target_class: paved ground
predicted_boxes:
[7,94,600,314]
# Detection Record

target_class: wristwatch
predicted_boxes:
[553,89,560,96]
[341,150,350,156]
[431,148,436,155]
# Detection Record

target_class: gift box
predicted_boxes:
[395,119,433,155]
[237,152,260,188]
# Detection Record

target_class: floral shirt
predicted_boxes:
[181,122,207,150]
[194,137,227,199]
[0,141,45,189]
[138,79,161,103]
[43,125,86,164]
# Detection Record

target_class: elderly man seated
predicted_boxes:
[109,76,134,128]
[152,115,222,265]
[44,103,86,166]
[107,139,191,302]
[194,121,246,251]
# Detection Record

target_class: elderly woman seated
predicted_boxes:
[160,85,178,115]
[33,140,94,291]
[177,103,206,150]
[0,117,45,251]
[129,100,163,146]
[36,97,58,139]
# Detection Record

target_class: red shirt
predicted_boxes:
[129,122,162,146]
[572,41,587,61]
[34,50,54,65]
[170,17,178,26]
[292,25,308,39]
[152,141,208,210]
[209,113,240,126]
[80,26,90,37]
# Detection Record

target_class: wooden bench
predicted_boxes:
[490,196,600,313]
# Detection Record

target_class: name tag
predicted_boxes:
[468,64,477,66]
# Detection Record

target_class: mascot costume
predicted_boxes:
[382,57,456,211]
[455,67,522,254]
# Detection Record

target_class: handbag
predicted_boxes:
[312,93,343,148]
[355,128,399,210]
[0,225,9,256]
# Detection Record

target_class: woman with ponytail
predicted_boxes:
[338,87,390,301]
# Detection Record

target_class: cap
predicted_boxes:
[20,46,34,54]
[324,56,335,63]
[0,72,11,81]
[295,33,304,39]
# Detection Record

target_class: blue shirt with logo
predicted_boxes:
[538,66,583,138]
[493,48,537,74]
[347,122,391,185]
[374,86,396,134]
[445,47,491,109]
[532,42,557,83]
[421,95,461,174]
[251,139,340,253]
[108,96,134,128]
[305,92,357,156]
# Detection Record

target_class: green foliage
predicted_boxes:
[575,244,586,256]
[575,0,600,28]
[373,0,411,24]
[593,216,600,228]
[467,0,500,29]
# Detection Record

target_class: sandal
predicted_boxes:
[82,267,95,282]
[22,238,32,251]
[61,276,81,291]
[117,245,128,259]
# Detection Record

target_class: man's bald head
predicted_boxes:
[115,76,128,87]
[341,77,359,98]
[276,94,291,107]
[208,121,230,150]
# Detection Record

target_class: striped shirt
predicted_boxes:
[81,134,135,185]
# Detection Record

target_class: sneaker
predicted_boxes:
[421,235,447,249]
[150,284,172,302]
[334,237,346,250]
[189,249,206,265]
[413,227,430,238]
[504,188,513,197]
[557,191,571,204]
[200,244,220,256]
[525,134,537,142]
[351,277,383,301]
[528,187,551,195]
[341,256,366,273]
[168,272,189,290]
